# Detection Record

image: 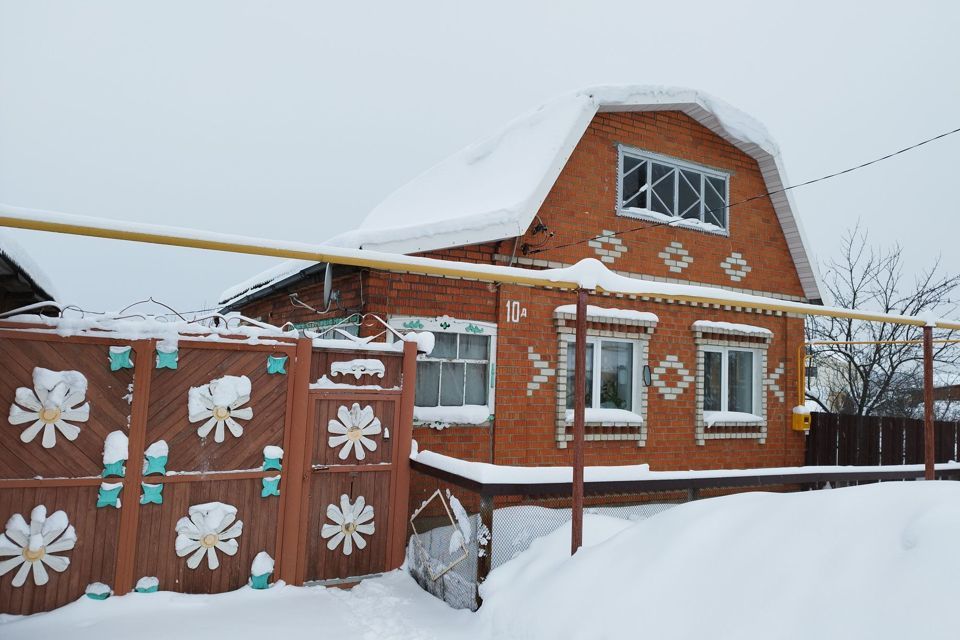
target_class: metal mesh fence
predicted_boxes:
[406,470,682,610]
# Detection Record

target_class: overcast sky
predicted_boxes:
[1,0,958,314]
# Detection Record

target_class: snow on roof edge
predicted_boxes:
[0,232,58,301]
[220,85,821,307]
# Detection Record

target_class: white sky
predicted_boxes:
[1,0,958,313]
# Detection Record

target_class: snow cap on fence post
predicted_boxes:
[85,582,112,600]
[250,551,274,589]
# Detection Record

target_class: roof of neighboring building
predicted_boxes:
[220,85,822,307]
[0,232,58,308]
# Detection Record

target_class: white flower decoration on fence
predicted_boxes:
[0,505,76,587]
[321,494,374,556]
[8,368,90,449]
[327,403,381,461]
[175,502,243,570]
[188,375,254,443]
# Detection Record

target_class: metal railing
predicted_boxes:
[406,459,960,610]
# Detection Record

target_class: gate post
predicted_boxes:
[923,325,935,480]
[113,338,155,594]
[386,339,418,569]
[277,337,314,584]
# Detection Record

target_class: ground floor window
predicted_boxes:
[702,346,760,414]
[692,321,773,445]
[564,339,636,411]
[389,316,496,426]
[415,331,491,407]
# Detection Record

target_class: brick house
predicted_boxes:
[219,86,821,471]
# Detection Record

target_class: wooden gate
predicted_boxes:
[0,321,416,614]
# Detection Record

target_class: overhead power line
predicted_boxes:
[528,124,960,256]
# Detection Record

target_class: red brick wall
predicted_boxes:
[233,110,811,471]
[493,283,806,470]
[518,110,806,299]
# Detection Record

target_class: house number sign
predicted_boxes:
[505,300,527,323]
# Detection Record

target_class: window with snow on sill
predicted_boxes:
[703,411,764,428]
[413,405,492,430]
[564,408,644,425]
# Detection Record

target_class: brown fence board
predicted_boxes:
[309,349,404,389]
[146,346,293,473]
[0,485,121,615]
[0,337,134,479]
[304,470,391,582]
[132,478,280,594]
[311,395,398,467]
[808,412,960,466]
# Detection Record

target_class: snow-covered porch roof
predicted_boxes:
[219,85,822,308]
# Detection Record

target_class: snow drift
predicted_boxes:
[478,482,960,640]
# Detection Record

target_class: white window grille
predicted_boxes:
[618,146,729,232]
[389,317,496,414]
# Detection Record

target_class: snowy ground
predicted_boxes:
[4,482,960,640]
[0,571,473,640]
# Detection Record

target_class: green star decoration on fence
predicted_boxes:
[144,455,167,476]
[102,460,126,478]
[261,476,280,498]
[140,483,163,505]
[266,355,288,375]
[108,346,134,371]
[262,456,282,472]
[250,572,271,590]
[155,349,178,370]
[96,483,123,508]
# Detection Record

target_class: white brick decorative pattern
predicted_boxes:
[651,355,693,400]
[588,230,627,265]
[657,241,694,274]
[765,361,785,403]
[720,252,752,282]
[527,346,555,397]
[553,317,655,449]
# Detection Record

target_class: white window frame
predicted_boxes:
[701,345,763,415]
[388,316,497,415]
[616,145,730,234]
[563,336,643,414]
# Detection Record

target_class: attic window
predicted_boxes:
[618,146,729,233]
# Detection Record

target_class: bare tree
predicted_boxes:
[805,224,960,417]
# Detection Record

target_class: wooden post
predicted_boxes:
[113,339,155,594]
[571,288,587,554]
[386,339,418,569]
[476,493,494,609]
[923,325,935,481]
[277,338,314,584]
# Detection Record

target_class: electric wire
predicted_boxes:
[528,124,960,255]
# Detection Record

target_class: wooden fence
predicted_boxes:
[0,321,416,614]
[805,412,960,466]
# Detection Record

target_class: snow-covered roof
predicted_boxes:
[220,85,821,306]
[0,232,58,302]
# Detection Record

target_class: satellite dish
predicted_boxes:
[322,263,334,308]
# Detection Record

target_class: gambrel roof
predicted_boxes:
[220,86,821,306]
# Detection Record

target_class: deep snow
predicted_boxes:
[3,482,960,639]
